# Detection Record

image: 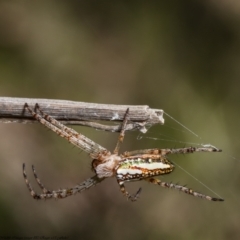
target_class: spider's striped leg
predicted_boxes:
[145,177,224,201]
[113,108,130,154]
[24,103,72,140]
[123,146,222,157]
[24,103,106,155]
[34,103,105,156]
[23,163,42,199]
[117,180,142,202]
[163,146,222,154]
[35,104,94,143]
[23,164,104,200]
[34,103,80,137]
[32,165,50,194]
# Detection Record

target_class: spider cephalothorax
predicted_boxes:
[23,103,223,202]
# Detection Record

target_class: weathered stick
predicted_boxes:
[0,97,164,133]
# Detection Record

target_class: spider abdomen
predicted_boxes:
[116,156,174,181]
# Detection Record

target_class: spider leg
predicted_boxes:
[117,180,142,202]
[23,163,104,200]
[35,103,106,156]
[23,163,41,199]
[35,103,82,137]
[164,146,222,154]
[24,103,106,156]
[145,177,224,201]
[31,164,50,194]
[113,108,130,154]
[123,146,222,157]
[35,104,93,143]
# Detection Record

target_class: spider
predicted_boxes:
[23,103,224,202]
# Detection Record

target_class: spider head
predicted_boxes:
[91,159,101,173]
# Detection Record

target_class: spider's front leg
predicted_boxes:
[117,180,142,202]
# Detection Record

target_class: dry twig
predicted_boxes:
[0,97,164,133]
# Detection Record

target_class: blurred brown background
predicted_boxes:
[0,1,239,239]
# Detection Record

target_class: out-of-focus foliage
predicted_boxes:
[0,1,239,239]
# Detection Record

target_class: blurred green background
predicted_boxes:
[0,1,239,239]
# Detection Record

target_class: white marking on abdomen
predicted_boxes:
[117,168,142,175]
[137,162,171,170]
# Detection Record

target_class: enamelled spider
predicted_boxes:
[23,103,224,202]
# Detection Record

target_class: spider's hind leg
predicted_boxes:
[145,177,224,201]
[117,180,142,202]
